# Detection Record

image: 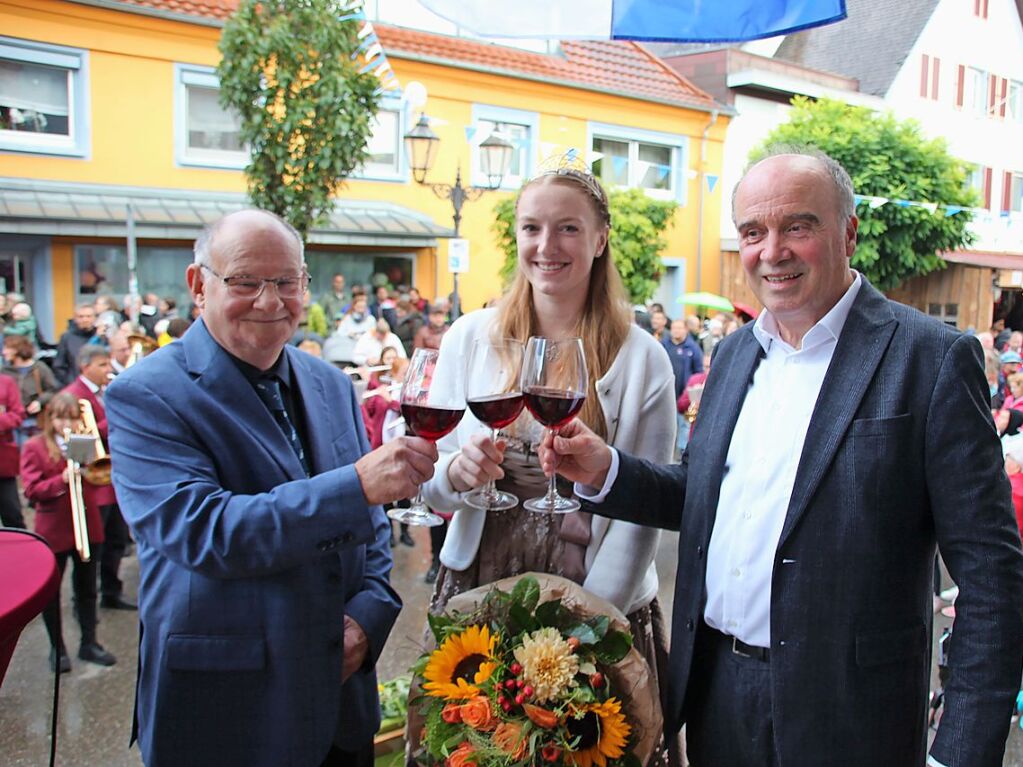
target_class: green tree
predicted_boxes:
[753,97,977,290]
[492,187,677,304]
[218,0,381,238]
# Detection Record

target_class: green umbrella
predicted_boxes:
[677,291,734,313]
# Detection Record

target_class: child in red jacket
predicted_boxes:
[20,392,116,672]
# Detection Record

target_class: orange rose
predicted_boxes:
[493,721,527,760]
[460,695,497,731]
[441,703,462,724]
[446,742,475,767]
[523,702,559,729]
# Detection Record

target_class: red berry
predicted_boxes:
[590,672,605,688]
[515,693,526,705]
[510,662,523,676]
[501,700,512,712]
[522,685,534,697]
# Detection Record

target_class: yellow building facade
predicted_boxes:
[0,0,728,339]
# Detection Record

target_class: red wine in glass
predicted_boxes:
[464,338,525,512]
[522,387,585,430]
[390,347,465,527]
[401,404,465,441]
[467,392,524,431]
[520,336,588,514]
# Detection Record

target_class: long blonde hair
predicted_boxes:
[493,171,631,439]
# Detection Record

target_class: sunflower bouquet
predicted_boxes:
[410,573,662,767]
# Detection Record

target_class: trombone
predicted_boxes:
[63,428,91,562]
[77,399,112,486]
[126,333,158,367]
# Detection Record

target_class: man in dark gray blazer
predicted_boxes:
[546,149,1023,765]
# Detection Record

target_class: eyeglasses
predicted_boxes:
[199,264,308,300]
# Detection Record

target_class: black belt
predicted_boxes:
[703,623,770,662]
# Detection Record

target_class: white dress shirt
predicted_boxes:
[580,273,863,650]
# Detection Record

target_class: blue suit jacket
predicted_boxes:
[591,282,1023,766]
[107,319,401,767]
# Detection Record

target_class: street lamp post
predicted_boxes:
[404,113,513,320]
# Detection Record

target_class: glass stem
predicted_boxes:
[483,427,499,503]
[410,485,426,514]
[545,427,559,504]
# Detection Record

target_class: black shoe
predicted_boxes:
[400,530,415,547]
[424,563,439,584]
[49,647,71,674]
[78,642,117,667]
[100,595,137,611]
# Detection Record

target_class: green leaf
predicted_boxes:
[427,612,455,643]
[565,622,599,645]
[510,575,541,612]
[593,628,633,665]
[534,598,564,627]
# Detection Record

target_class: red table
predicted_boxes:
[0,530,59,687]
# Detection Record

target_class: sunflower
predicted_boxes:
[565,698,631,767]
[422,625,499,701]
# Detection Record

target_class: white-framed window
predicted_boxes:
[1009,80,1023,123]
[965,164,985,197]
[965,67,988,116]
[928,302,958,327]
[174,64,246,169]
[358,97,404,181]
[470,105,538,190]
[0,37,88,157]
[1010,172,1023,213]
[588,123,687,203]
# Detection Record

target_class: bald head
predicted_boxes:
[732,149,855,225]
[194,209,304,270]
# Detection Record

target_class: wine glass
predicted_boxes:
[389,347,465,527]
[520,337,587,513]
[464,338,525,511]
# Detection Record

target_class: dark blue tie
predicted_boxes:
[255,377,310,476]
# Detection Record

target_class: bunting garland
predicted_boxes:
[338,0,401,94]
[853,193,1001,222]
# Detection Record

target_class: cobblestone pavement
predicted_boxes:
[2,525,1021,765]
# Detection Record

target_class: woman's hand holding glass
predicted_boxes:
[462,338,525,511]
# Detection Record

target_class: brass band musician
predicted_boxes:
[20,392,116,672]
[62,345,136,611]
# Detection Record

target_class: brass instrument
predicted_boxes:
[63,427,91,562]
[126,333,158,367]
[77,399,112,486]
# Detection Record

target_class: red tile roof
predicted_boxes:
[112,0,235,21]
[103,1,715,110]
[375,26,715,110]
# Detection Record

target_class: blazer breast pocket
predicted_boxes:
[331,428,361,464]
[847,413,912,439]
[166,634,266,672]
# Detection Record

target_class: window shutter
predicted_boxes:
[984,167,993,209]
[1004,171,1013,213]
[989,74,998,115]
[920,54,930,97]
[1001,77,1009,118]
[956,65,965,107]
[983,0,989,19]
[932,57,941,100]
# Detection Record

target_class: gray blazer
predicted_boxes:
[592,280,1023,765]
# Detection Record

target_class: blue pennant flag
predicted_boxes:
[706,174,719,193]
[418,0,846,43]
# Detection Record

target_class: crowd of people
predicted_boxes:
[7,147,1023,767]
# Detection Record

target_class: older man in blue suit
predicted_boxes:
[107,209,438,767]
[545,149,1023,766]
